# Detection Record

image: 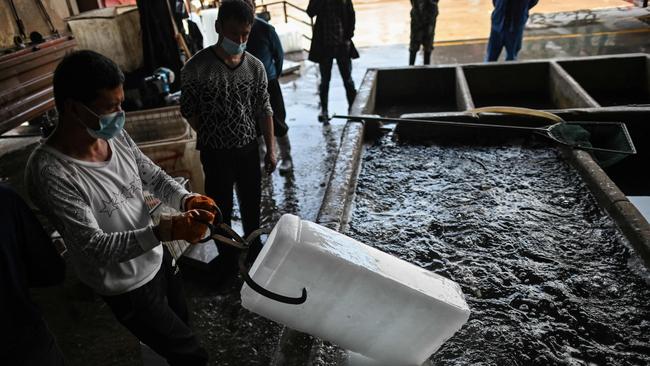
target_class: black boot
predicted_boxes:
[345,86,357,112]
[276,134,293,175]
[409,50,417,66]
[424,50,432,65]
[318,84,329,123]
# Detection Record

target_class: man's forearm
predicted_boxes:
[261,115,275,154]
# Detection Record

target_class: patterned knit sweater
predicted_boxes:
[181,47,273,150]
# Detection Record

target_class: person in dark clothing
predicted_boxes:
[0,184,66,366]
[409,0,439,66]
[307,0,359,122]
[485,0,538,62]
[136,0,184,89]
[246,1,294,174]
[181,0,276,275]
[186,19,205,54]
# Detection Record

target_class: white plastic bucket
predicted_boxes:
[241,214,470,365]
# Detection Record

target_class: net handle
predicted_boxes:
[468,106,565,123]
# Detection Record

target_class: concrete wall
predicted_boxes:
[1,0,77,50]
[375,67,460,115]
[548,62,598,109]
[463,62,589,110]
[369,54,648,118]
[559,55,650,106]
[369,56,610,117]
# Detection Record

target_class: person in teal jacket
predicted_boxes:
[486,0,538,61]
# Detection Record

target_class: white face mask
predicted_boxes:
[78,103,125,140]
[221,35,247,55]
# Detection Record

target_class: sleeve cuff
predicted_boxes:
[135,226,160,252]
[170,188,192,212]
[181,193,198,211]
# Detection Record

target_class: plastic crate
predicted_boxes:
[125,106,205,194]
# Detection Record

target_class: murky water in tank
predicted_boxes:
[348,135,650,365]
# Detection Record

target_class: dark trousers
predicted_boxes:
[319,54,357,109]
[268,78,289,137]
[200,140,262,272]
[102,248,207,366]
[409,4,439,54]
[485,27,524,61]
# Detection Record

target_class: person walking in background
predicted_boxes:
[485,0,538,61]
[181,0,276,276]
[409,0,439,66]
[307,0,359,122]
[247,0,294,175]
[1,184,66,366]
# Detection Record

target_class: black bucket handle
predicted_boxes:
[195,205,307,305]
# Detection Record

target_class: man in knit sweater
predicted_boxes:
[26,50,214,365]
[181,0,275,276]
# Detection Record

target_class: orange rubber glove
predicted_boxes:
[157,209,215,244]
[185,194,218,214]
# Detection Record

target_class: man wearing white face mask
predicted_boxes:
[26,50,213,365]
[181,0,275,278]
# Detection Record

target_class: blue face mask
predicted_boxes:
[221,35,247,55]
[80,104,125,140]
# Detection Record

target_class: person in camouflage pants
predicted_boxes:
[409,0,439,65]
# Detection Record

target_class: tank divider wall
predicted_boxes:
[549,61,600,109]
[455,66,475,111]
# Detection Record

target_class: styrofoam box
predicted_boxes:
[241,214,470,365]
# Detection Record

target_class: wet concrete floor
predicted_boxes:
[263,0,636,47]
[2,6,649,366]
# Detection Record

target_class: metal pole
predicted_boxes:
[8,0,27,40]
[331,114,549,133]
[331,115,637,155]
[34,0,59,35]
[283,1,288,23]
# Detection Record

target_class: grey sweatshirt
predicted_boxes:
[26,130,190,296]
